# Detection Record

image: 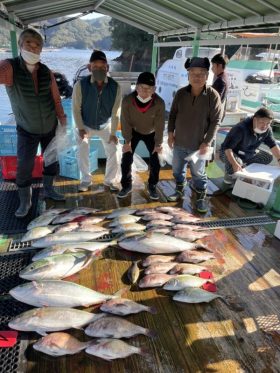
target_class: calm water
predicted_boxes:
[0,49,122,123]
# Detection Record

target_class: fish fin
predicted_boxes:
[194,243,208,250]
[148,306,157,314]
[113,287,129,298]
[36,330,47,336]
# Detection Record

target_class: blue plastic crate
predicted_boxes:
[59,146,98,180]
[0,125,17,155]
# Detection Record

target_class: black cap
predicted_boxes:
[137,72,155,86]
[184,57,210,71]
[90,50,107,63]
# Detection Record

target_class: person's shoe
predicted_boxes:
[78,181,92,192]
[196,190,208,213]
[117,186,132,198]
[104,182,119,192]
[167,182,184,202]
[148,185,159,200]
[43,175,65,201]
[167,191,181,202]
[15,186,32,218]
[223,173,234,185]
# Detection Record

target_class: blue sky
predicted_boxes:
[68,12,107,20]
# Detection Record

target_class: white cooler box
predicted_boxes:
[232,163,280,205]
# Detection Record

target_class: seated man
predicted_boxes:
[117,72,165,200]
[220,107,280,184]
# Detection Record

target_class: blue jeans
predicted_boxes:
[172,145,207,191]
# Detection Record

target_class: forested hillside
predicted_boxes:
[0,16,111,50]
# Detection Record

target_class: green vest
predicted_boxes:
[6,56,57,134]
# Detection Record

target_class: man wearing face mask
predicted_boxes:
[0,28,66,218]
[220,107,280,185]
[72,50,121,192]
[117,72,165,200]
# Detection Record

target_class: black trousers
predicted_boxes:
[121,130,160,189]
[16,126,58,187]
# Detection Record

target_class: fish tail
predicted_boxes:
[148,306,157,314]
[139,346,150,357]
[113,286,130,297]
[146,329,157,338]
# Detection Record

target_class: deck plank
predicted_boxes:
[11,169,280,373]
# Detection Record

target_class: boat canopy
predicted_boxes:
[1,0,280,37]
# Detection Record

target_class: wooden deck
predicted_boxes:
[3,163,280,373]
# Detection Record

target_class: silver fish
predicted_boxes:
[127,261,140,284]
[69,207,99,214]
[8,307,105,335]
[40,208,69,216]
[176,250,215,263]
[172,224,204,230]
[100,298,156,316]
[147,227,171,234]
[170,229,210,241]
[21,226,56,242]
[171,216,203,224]
[142,254,176,267]
[139,274,175,288]
[79,216,105,224]
[119,232,204,254]
[109,215,140,227]
[27,214,57,230]
[51,212,88,225]
[32,241,115,261]
[53,222,80,233]
[146,220,174,228]
[169,263,206,275]
[32,230,108,248]
[112,223,146,234]
[85,338,147,360]
[10,280,124,308]
[141,213,173,221]
[106,208,137,219]
[33,332,91,356]
[173,287,221,303]
[85,316,154,338]
[163,274,210,291]
[19,251,99,280]
[156,206,184,213]
[144,262,176,275]
[135,208,157,216]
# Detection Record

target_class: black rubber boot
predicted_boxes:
[15,186,32,218]
[43,175,65,201]
[167,182,185,202]
[196,189,208,213]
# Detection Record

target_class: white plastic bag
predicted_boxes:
[133,153,148,172]
[44,124,74,167]
[161,142,173,166]
[185,147,214,164]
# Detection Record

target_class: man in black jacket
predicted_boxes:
[220,108,280,184]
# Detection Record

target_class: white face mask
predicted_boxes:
[137,95,152,103]
[254,127,267,134]
[21,49,40,65]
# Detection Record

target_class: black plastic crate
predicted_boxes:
[0,182,42,235]
[0,300,31,373]
[0,252,32,296]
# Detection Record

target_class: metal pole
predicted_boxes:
[8,13,18,57]
[192,29,201,57]
[151,35,158,74]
